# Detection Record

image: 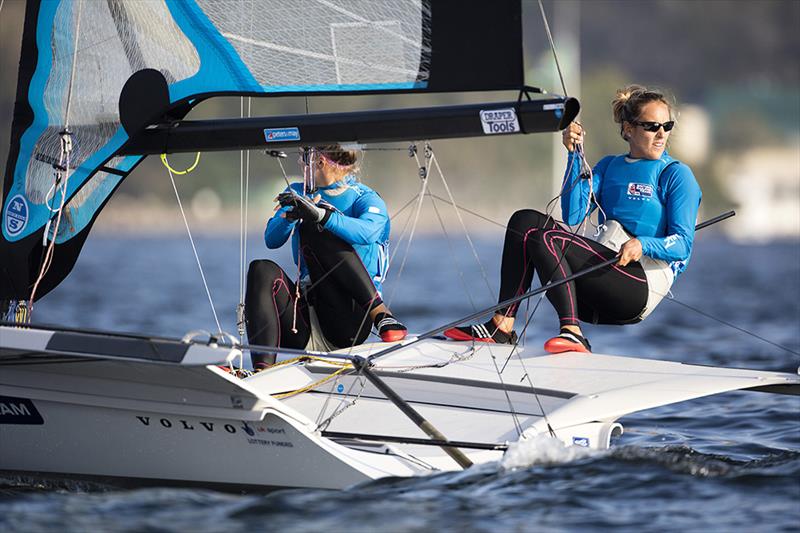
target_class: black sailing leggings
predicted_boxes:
[245,222,382,367]
[498,209,649,327]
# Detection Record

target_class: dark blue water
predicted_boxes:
[2,233,799,532]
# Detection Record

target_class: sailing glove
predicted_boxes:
[277,191,333,225]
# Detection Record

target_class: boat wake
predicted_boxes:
[500,434,600,470]
[608,445,800,478]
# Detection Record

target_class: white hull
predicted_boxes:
[2,325,798,490]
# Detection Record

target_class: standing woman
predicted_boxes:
[446,85,702,353]
[245,144,406,369]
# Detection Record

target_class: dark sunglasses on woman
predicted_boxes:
[632,120,675,132]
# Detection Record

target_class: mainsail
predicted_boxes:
[0,0,530,302]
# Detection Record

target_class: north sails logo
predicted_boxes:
[4,194,29,237]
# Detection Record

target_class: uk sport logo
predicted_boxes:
[627,183,653,199]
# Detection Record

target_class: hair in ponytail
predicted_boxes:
[612,85,674,140]
[317,144,359,169]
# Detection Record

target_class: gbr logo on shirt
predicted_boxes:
[626,182,653,200]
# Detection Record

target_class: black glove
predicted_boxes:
[277,191,332,224]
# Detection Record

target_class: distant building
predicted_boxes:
[719,144,800,241]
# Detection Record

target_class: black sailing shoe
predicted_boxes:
[443,320,518,344]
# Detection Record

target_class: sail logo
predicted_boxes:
[627,183,653,199]
[264,127,300,142]
[4,194,29,237]
[0,396,44,424]
[480,108,520,135]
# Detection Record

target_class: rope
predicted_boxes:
[385,144,430,306]
[63,0,84,130]
[268,356,353,399]
[538,0,568,97]
[164,163,223,335]
[160,152,201,175]
[429,146,496,298]
[237,96,252,341]
[426,191,479,312]
[27,1,84,314]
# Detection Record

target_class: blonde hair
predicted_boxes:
[317,144,359,168]
[612,85,674,139]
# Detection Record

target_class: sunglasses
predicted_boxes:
[632,120,675,133]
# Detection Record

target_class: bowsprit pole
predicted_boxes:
[367,210,736,363]
[350,356,474,469]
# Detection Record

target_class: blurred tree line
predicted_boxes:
[1,0,797,229]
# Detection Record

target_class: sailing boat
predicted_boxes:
[1,0,797,491]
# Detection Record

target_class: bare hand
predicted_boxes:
[617,238,643,267]
[562,121,585,152]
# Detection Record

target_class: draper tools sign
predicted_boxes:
[480,108,520,135]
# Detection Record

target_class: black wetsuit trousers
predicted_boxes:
[497,209,649,327]
[245,222,382,367]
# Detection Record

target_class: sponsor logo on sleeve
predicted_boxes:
[368,206,381,214]
[480,108,520,135]
[664,234,680,249]
[627,183,653,200]
[0,396,44,424]
[4,194,29,237]
[264,127,300,143]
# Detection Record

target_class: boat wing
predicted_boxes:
[352,339,800,434]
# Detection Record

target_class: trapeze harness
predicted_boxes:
[497,152,702,326]
[245,176,390,364]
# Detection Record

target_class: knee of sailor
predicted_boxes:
[247,260,283,285]
[507,209,549,238]
[507,209,546,231]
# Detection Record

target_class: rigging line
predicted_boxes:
[385,147,430,306]
[501,293,546,373]
[166,166,223,335]
[663,294,800,357]
[537,0,568,97]
[239,97,245,338]
[419,147,525,435]
[429,147,496,298]
[389,193,421,222]
[63,0,84,129]
[503,330,557,439]
[314,358,371,432]
[28,136,73,312]
[426,191,480,312]
[482,343,524,437]
[237,97,253,342]
[388,192,423,263]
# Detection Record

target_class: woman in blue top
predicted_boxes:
[245,144,406,369]
[445,85,702,353]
